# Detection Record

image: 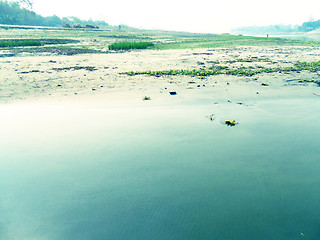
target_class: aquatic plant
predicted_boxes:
[225,120,238,126]
[108,41,154,50]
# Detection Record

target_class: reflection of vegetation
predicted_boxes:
[108,41,154,50]
[298,79,315,83]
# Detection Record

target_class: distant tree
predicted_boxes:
[0,1,109,28]
[300,20,320,32]
[18,0,33,9]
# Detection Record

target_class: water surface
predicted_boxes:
[0,97,319,240]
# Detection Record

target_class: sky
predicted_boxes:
[30,0,320,33]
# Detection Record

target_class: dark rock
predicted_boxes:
[169,91,177,95]
[73,23,83,28]
[86,24,96,29]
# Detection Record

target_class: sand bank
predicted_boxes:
[1,46,320,105]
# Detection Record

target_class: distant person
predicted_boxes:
[267,34,269,38]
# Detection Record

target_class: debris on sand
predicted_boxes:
[207,114,215,121]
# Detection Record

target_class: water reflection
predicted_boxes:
[0,98,319,240]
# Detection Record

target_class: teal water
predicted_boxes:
[0,98,320,240]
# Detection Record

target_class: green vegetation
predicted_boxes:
[108,41,154,50]
[0,0,109,28]
[143,96,151,100]
[11,46,102,55]
[296,78,320,86]
[126,69,222,77]
[1,12,320,57]
[0,40,41,47]
[124,67,276,77]
[153,35,317,50]
[124,61,320,78]
[293,61,320,72]
[225,120,238,126]
[52,66,97,71]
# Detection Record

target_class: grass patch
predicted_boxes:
[153,35,319,50]
[294,61,320,72]
[124,61,320,78]
[0,40,42,47]
[108,41,154,50]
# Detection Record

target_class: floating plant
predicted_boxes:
[225,120,238,126]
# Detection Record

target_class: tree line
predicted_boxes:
[0,0,109,28]
[232,20,320,35]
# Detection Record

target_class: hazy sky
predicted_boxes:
[31,0,320,33]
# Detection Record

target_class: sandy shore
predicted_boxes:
[1,45,320,105]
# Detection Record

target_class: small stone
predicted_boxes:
[169,91,177,95]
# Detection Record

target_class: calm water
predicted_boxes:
[0,97,320,240]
